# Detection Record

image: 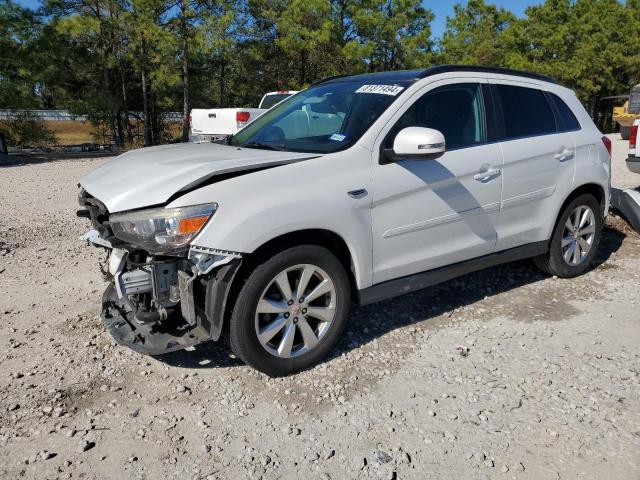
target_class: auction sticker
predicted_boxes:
[355,85,404,96]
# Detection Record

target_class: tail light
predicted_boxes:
[630,123,638,150]
[236,111,251,129]
[601,136,612,156]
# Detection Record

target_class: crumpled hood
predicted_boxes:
[80,142,318,212]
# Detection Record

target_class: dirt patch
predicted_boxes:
[0,155,638,480]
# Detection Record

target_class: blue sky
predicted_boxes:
[430,1,536,37]
[13,0,538,39]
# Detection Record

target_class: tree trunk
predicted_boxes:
[180,0,190,142]
[299,51,307,85]
[119,65,134,144]
[150,80,158,145]
[181,46,190,142]
[116,110,125,149]
[141,63,152,146]
[219,55,226,108]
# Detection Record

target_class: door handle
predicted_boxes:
[347,188,368,199]
[474,168,501,182]
[554,148,574,162]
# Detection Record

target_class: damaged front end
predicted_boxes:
[78,189,241,355]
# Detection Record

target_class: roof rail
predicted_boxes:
[418,64,558,84]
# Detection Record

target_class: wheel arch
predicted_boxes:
[248,229,357,284]
[562,183,606,217]
[217,229,360,340]
[548,182,607,241]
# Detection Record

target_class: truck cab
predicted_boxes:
[190,90,299,143]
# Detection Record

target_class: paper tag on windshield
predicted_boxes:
[355,85,404,96]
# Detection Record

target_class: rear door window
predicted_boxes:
[495,84,556,139]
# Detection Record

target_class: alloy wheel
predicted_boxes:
[254,264,337,358]
[561,205,596,266]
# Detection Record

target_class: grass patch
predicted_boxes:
[47,121,97,145]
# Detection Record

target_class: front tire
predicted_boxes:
[534,194,602,278]
[229,245,351,377]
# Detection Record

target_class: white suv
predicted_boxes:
[79,66,611,376]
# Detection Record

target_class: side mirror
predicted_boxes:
[383,127,446,163]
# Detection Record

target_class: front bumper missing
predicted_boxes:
[81,225,244,355]
[101,283,211,355]
[99,254,242,356]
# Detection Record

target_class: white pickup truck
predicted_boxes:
[627,118,639,174]
[189,90,298,143]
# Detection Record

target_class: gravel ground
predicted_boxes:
[1,135,639,480]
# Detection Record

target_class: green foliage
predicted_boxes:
[0,112,58,148]
[439,0,516,65]
[503,0,640,107]
[345,0,434,71]
[0,0,42,108]
[1,0,638,145]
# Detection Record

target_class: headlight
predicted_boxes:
[110,203,217,254]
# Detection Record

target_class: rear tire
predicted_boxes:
[534,194,602,278]
[620,125,630,140]
[229,245,350,377]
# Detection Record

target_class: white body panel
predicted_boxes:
[80,143,317,212]
[190,108,264,136]
[170,146,374,289]
[628,119,639,173]
[370,142,503,283]
[81,70,611,292]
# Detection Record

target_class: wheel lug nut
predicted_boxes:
[302,308,307,314]
[299,297,304,303]
[293,317,298,324]
[287,300,294,306]
[284,312,289,318]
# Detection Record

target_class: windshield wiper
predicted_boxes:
[239,141,287,151]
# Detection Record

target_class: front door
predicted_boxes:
[371,80,504,284]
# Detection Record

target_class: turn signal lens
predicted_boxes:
[178,215,209,234]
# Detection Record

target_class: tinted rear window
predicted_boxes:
[260,93,292,109]
[496,84,556,139]
[547,92,581,131]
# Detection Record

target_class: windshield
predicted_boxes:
[260,93,293,109]
[231,80,411,153]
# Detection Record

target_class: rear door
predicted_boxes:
[491,81,576,251]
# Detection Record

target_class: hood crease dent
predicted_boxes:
[80,142,319,212]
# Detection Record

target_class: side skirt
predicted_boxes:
[357,241,548,306]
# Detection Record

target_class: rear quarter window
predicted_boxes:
[496,84,557,139]
[546,92,581,131]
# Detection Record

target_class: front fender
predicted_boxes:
[168,152,374,289]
